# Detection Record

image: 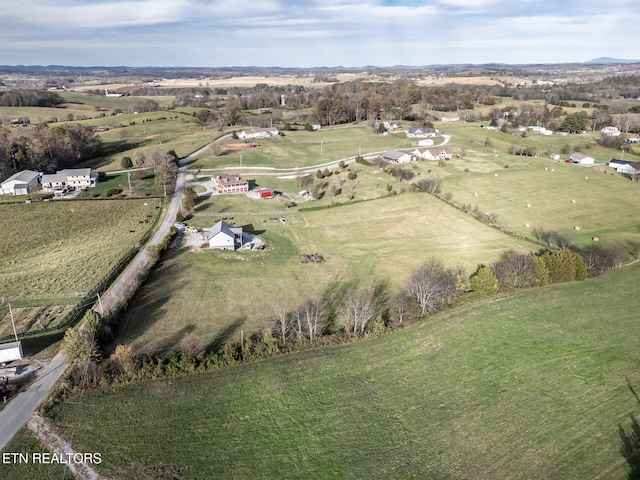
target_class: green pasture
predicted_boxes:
[47,263,640,480]
[191,126,416,169]
[0,199,157,299]
[118,193,533,354]
[0,427,67,480]
[84,171,166,198]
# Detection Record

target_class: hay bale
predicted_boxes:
[494,173,499,177]
[526,203,531,208]
[550,168,555,172]
[525,223,530,228]
[571,199,576,204]
[584,176,589,180]
[474,193,478,197]
[574,226,580,231]
[592,237,599,242]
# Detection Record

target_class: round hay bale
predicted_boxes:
[494,173,499,177]
[544,167,548,170]
[550,168,555,172]
[474,193,478,197]
[592,237,599,242]
[525,223,530,228]
[571,199,576,204]
[574,226,581,231]
[584,176,589,180]
[526,203,531,208]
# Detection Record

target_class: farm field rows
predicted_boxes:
[44,263,640,480]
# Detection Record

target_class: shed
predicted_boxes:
[570,153,595,165]
[1,170,41,195]
[0,341,23,364]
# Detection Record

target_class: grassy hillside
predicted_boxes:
[46,263,640,479]
[117,193,533,353]
[0,199,157,299]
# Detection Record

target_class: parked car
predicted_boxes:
[185,226,199,233]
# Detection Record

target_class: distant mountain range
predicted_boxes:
[585,57,640,64]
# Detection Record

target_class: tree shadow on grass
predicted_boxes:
[203,317,245,355]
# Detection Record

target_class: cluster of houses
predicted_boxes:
[0,168,96,196]
[608,159,640,175]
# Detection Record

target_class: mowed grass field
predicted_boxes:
[192,126,417,170]
[0,199,157,299]
[118,193,533,354]
[45,263,640,480]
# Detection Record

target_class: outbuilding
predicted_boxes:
[207,220,243,250]
[570,153,595,165]
[0,341,23,364]
[1,170,41,195]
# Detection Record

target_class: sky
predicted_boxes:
[1,0,639,68]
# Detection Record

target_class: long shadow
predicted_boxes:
[238,223,265,235]
[203,317,245,355]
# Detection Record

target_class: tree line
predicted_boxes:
[56,236,632,395]
[0,123,102,179]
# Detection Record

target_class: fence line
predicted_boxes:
[193,210,298,216]
[0,202,163,343]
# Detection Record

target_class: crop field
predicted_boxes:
[118,193,533,353]
[0,199,157,300]
[45,263,640,479]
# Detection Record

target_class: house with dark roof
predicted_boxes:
[406,127,438,138]
[211,174,249,193]
[207,220,243,250]
[1,170,41,195]
[609,159,640,175]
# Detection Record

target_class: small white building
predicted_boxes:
[237,127,279,139]
[1,170,41,195]
[601,126,621,136]
[380,150,416,164]
[570,153,595,165]
[207,220,243,250]
[0,341,23,363]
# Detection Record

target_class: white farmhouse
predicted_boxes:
[237,127,279,139]
[207,220,243,250]
[380,150,416,164]
[601,126,621,136]
[1,170,41,195]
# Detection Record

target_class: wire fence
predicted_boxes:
[0,203,162,343]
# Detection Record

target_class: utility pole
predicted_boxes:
[9,304,18,342]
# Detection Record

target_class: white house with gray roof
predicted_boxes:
[207,220,243,250]
[41,168,96,191]
[1,170,41,195]
[380,150,416,164]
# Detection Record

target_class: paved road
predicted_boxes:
[0,134,229,452]
[0,350,67,451]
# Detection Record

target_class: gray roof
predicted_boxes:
[2,170,40,185]
[206,220,242,241]
[570,153,590,160]
[382,150,409,160]
[0,341,21,352]
[41,173,67,184]
[59,168,91,177]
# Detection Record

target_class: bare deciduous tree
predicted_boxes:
[406,259,456,316]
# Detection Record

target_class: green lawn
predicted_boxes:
[46,263,640,479]
[0,427,68,480]
[118,192,534,354]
